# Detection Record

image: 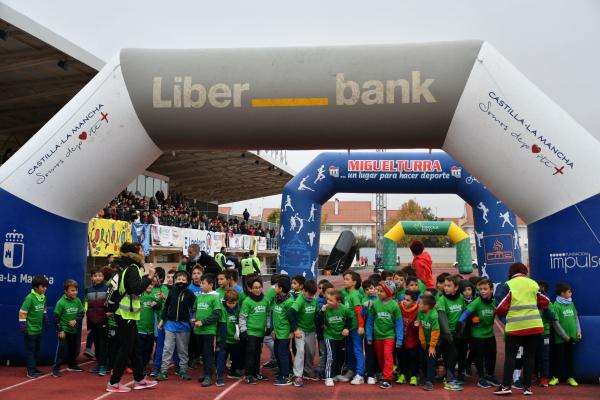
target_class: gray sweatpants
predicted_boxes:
[161,330,190,373]
[263,334,277,363]
[293,331,317,377]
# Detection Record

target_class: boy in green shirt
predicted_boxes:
[216,289,243,384]
[366,280,403,389]
[52,279,84,377]
[261,273,279,370]
[393,271,407,301]
[239,276,271,385]
[19,275,49,378]
[458,278,500,388]
[317,289,353,387]
[216,270,228,300]
[193,273,222,387]
[271,276,295,386]
[138,283,158,371]
[291,279,319,386]
[550,282,582,387]
[437,274,465,391]
[342,271,365,384]
[418,294,440,391]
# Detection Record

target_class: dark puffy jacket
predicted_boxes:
[85,283,108,324]
[161,284,196,323]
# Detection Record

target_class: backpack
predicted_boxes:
[105,266,132,313]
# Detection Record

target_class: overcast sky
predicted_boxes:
[3,0,599,218]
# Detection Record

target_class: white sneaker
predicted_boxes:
[334,374,349,383]
[351,375,364,385]
[367,377,377,385]
[325,378,335,387]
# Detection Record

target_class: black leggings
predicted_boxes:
[471,337,497,378]
[502,334,539,388]
[244,335,264,377]
[110,315,144,384]
[441,338,458,381]
[196,334,215,378]
[553,341,575,380]
[397,347,419,378]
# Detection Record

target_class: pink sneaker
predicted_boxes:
[133,379,158,390]
[106,382,132,393]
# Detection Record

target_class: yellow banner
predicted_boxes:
[88,218,132,257]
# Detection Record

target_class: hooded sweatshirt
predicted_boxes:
[400,302,420,349]
[412,252,434,289]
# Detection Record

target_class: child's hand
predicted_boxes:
[342,328,349,337]
[294,329,303,339]
[414,321,420,327]
[58,331,66,340]
[577,332,582,340]
[396,342,403,349]
[321,305,327,312]
[564,336,571,342]
[271,331,276,339]
[151,301,158,307]
[358,327,365,336]
[158,320,164,330]
[68,320,77,328]
[428,347,436,357]
[106,312,114,318]
[367,340,372,345]
[157,293,166,299]
[195,321,203,327]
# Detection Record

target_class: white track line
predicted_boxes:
[214,379,242,400]
[0,360,95,393]
[91,380,135,400]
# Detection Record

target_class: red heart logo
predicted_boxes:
[532,144,541,154]
[79,131,87,140]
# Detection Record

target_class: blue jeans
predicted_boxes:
[216,342,243,378]
[274,338,291,380]
[153,327,179,371]
[23,333,41,372]
[346,330,365,376]
[420,348,436,383]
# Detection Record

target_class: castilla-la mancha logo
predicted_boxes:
[3,229,25,269]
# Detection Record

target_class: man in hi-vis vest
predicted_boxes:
[241,252,261,288]
[107,242,157,393]
[493,263,550,396]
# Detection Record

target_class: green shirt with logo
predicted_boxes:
[138,292,156,334]
[221,304,240,344]
[20,290,46,335]
[54,295,84,334]
[323,304,353,340]
[241,296,270,337]
[369,298,402,340]
[418,308,440,346]
[272,295,295,339]
[194,292,222,335]
[438,294,465,333]
[291,295,318,333]
[466,297,496,338]
[553,301,579,344]
[344,289,363,330]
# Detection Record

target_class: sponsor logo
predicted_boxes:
[549,252,599,274]
[484,235,514,265]
[328,166,339,177]
[451,166,462,179]
[347,159,442,172]
[3,229,24,269]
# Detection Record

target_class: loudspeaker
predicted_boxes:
[324,230,358,275]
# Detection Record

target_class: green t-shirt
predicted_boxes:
[323,304,353,340]
[418,308,439,346]
[466,297,496,338]
[418,280,427,294]
[216,287,226,300]
[194,292,222,335]
[20,290,46,335]
[369,298,401,340]
[272,295,295,339]
[138,292,155,334]
[265,287,276,305]
[438,294,465,333]
[344,289,363,330]
[150,284,169,321]
[291,295,318,333]
[553,301,579,343]
[240,296,270,337]
[221,304,240,344]
[54,295,84,334]
[395,287,406,302]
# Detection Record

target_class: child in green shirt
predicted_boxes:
[193,273,222,387]
[138,283,158,370]
[19,275,49,378]
[240,276,271,385]
[271,276,295,386]
[290,279,319,386]
[52,279,84,377]
[216,289,243,384]
[361,279,378,384]
[342,271,365,384]
[317,289,353,387]
[550,282,582,387]
[418,294,440,391]
[393,271,407,301]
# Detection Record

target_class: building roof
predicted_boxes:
[321,200,373,224]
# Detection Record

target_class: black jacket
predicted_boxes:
[117,253,152,296]
[161,284,196,323]
[187,251,222,275]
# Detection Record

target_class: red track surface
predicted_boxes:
[2,270,598,399]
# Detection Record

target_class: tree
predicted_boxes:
[384,199,451,248]
[267,209,280,224]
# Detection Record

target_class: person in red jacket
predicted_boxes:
[397,290,420,385]
[410,240,434,289]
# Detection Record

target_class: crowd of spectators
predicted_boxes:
[96,190,278,238]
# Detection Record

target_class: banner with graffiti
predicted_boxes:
[150,225,184,248]
[131,223,151,256]
[88,218,132,257]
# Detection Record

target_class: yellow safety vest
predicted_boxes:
[241,258,255,276]
[116,265,142,320]
[215,253,226,270]
[505,277,543,333]
[251,256,261,269]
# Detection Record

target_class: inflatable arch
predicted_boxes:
[383,221,473,274]
[0,40,598,378]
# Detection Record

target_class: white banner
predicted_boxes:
[242,235,251,250]
[257,236,267,251]
[212,232,225,255]
[228,234,244,249]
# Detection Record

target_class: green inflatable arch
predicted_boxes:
[382,221,473,274]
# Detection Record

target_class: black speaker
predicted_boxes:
[324,231,358,275]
